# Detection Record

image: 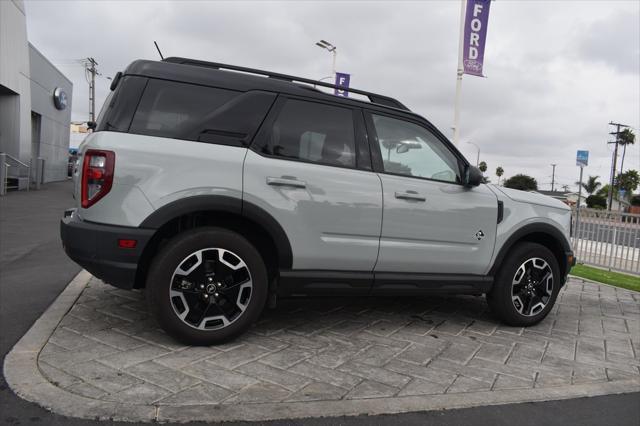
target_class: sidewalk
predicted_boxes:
[6,273,640,422]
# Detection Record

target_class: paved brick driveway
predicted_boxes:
[37,277,639,417]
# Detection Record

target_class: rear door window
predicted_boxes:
[261,99,356,168]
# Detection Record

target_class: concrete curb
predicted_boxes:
[4,271,640,423]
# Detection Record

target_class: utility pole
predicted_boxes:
[607,121,630,210]
[83,58,99,122]
[550,164,557,192]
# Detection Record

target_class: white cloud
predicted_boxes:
[25,0,639,191]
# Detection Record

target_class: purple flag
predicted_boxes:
[334,72,350,97]
[463,0,491,77]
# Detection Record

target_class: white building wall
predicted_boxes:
[0,0,31,164]
[29,44,73,183]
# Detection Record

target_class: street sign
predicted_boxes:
[576,150,589,167]
[334,72,350,97]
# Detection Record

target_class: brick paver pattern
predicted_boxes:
[38,277,640,406]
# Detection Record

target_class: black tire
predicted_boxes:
[146,227,268,346]
[487,242,561,327]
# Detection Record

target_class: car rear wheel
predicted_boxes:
[146,227,268,345]
[487,242,561,326]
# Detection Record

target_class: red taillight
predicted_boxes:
[81,150,115,208]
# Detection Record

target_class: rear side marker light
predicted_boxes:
[81,150,115,208]
[118,239,137,249]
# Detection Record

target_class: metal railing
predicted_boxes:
[571,207,640,275]
[0,153,31,195]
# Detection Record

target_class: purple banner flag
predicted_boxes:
[334,72,350,97]
[463,0,491,77]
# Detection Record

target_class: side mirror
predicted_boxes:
[87,121,97,131]
[464,165,483,187]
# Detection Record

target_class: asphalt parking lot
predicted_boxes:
[1,181,639,425]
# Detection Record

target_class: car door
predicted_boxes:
[365,111,498,278]
[243,97,383,292]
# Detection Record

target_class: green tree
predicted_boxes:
[577,175,602,195]
[586,195,607,209]
[495,166,504,185]
[596,184,611,198]
[618,129,635,173]
[503,174,538,191]
[615,170,640,195]
[478,161,487,173]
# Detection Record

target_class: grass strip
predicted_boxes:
[570,264,640,292]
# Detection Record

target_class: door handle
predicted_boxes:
[394,191,426,202]
[266,177,307,189]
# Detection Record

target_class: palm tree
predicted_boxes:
[478,161,487,173]
[576,175,601,195]
[618,129,635,174]
[495,166,504,185]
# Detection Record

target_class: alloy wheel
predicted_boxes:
[511,257,554,317]
[169,248,252,330]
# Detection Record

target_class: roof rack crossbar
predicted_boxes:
[163,57,409,111]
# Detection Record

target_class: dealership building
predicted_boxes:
[0,0,73,191]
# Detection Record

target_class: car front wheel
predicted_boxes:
[487,242,561,326]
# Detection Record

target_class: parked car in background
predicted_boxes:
[67,148,78,177]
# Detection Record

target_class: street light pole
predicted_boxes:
[466,141,480,167]
[316,40,337,80]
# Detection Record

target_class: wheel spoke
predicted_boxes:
[195,301,213,328]
[528,293,545,315]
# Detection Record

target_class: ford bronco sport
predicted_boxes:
[61,57,575,345]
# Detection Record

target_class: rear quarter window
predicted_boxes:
[130,80,238,140]
[129,80,276,146]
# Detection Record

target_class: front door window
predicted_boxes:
[371,114,461,183]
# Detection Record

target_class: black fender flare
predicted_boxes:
[139,195,293,269]
[489,223,572,276]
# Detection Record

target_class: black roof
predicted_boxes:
[120,56,470,168]
[122,57,420,118]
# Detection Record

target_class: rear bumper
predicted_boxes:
[60,209,154,289]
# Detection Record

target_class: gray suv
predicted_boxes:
[60,57,575,345]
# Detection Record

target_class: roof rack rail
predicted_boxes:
[163,57,410,111]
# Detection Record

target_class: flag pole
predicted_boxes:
[452,0,467,147]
